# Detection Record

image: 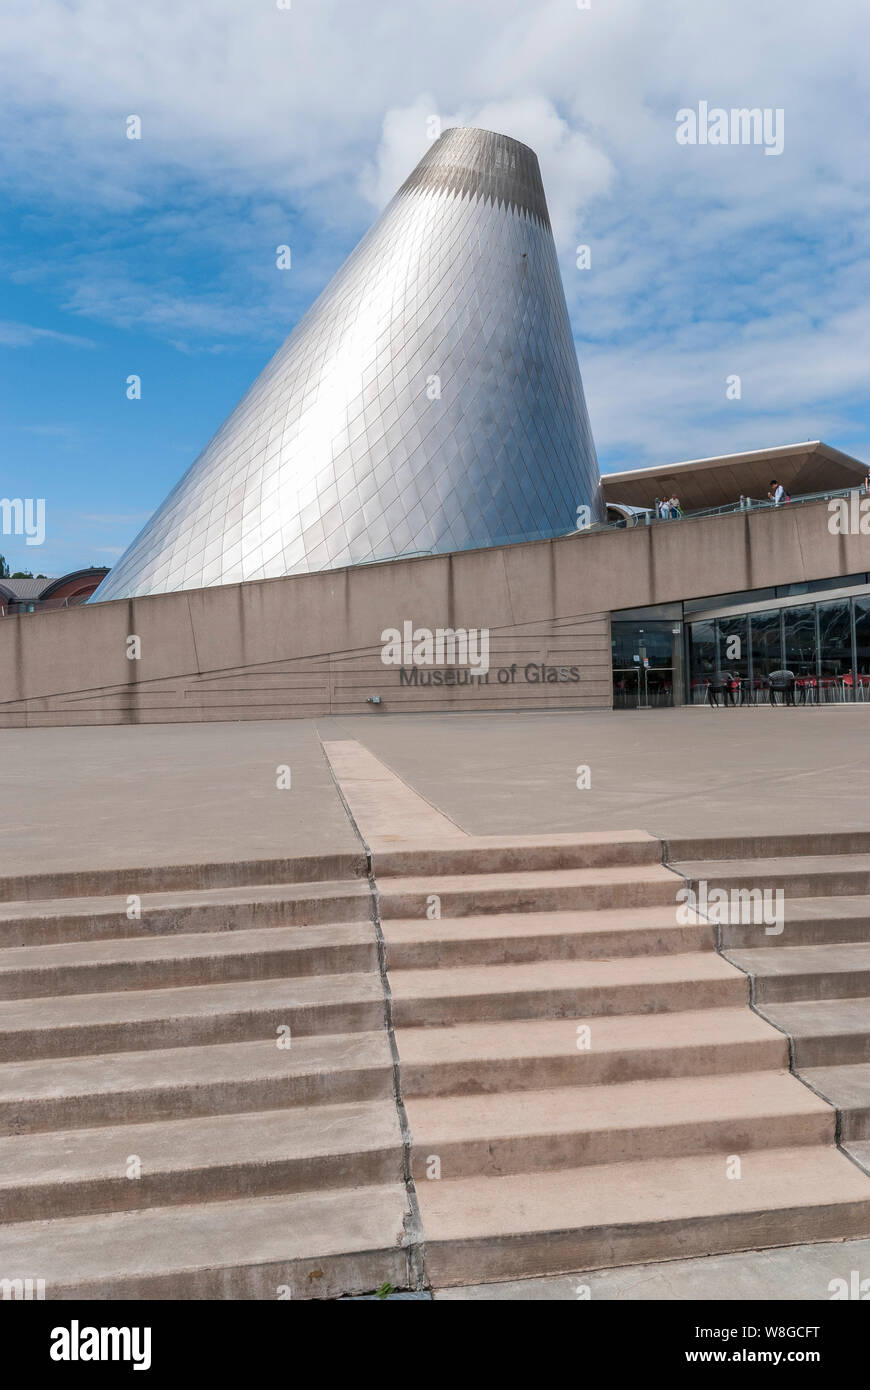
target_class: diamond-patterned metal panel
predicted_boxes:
[93,127,603,602]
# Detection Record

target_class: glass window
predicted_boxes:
[685,587,775,614]
[611,666,641,709]
[716,615,749,681]
[749,610,783,684]
[612,603,683,620]
[611,621,671,668]
[818,599,853,679]
[778,573,868,598]
[611,619,678,708]
[688,619,716,702]
[783,605,817,679]
[855,597,870,699]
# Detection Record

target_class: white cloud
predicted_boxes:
[0,321,95,348]
[0,0,867,466]
[361,94,614,251]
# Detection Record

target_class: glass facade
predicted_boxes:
[783,605,816,679]
[749,609,782,685]
[688,619,715,702]
[686,593,868,703]
[818,600,852,678]
[717,614,749,683]
[855,597,870,686]
[616,581,870,706]
[612,619,683,708]
[93,127,603,602]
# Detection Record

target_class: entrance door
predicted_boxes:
[611,619,684,709]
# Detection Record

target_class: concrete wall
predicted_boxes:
[0,497,867,727]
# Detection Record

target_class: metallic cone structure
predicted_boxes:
[93,127,602,601]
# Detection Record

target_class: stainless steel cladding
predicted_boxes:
[93,127,603,601]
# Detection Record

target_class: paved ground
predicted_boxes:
[433,1236,870,1300]
[0,722,358,875]
[2,705,869,874]
[321,706,870,840]
[3,706,870,1301]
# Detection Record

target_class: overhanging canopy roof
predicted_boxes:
[601,442,867,512]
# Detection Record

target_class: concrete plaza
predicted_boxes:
[2,703,870,1299]
[1,704,868,878]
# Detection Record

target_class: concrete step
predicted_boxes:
[378,865,683,919]
[433,1234,870,1300]
[665,833,870,863]
[672,854,870,899]
[0,973,387,1061]
[395,1009,788,1098]
[0,853,369,905]
[720,896,870,949]
[0,1031,395,1134]
[0,1098,403,1220]
[0,922,377,999]
[405,1071,832,1179]
[0,1182,413,1298]
[801,1063,870,1142]
[383,907,712,970]
[664,828,870,861]
[389,952,747,1027]
[415,1145,870,1287]
[725,942,870,1004]
[372,831,663,877]
[0,880,372,948]
[845,1141,870,1175]
[757,998,870,1067]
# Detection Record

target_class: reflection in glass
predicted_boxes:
[749,610,783,683]
[818,600,853,676]
[689,619,715,703]
[611,620,676,708]
[818,599,854,700]
[783,605,816,678]
[855,598,870,701]
[716,615,749,681]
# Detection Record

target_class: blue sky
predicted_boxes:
[1,0,868,576]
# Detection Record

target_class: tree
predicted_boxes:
[0,556,8,579]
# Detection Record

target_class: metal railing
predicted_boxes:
[689,675,869,706]
[599,483,870,532]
